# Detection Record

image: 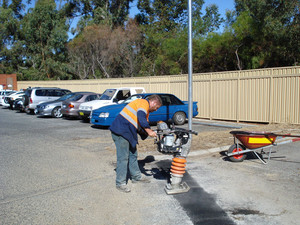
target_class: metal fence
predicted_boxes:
[18,66,300,124]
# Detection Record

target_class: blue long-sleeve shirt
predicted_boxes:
[109,99,150,147]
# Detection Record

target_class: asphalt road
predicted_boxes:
[0,107,299,225]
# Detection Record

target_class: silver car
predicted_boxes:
[61,92,101,118]
[24,87,71,114]
[35,92,80,118]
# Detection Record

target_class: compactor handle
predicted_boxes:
[189,130,198,135]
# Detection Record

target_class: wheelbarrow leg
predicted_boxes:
[251,146,273,165]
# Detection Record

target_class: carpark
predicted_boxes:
[0,107,299,225]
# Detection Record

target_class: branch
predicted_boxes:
[235,44,243,70]
[96,57,110,78]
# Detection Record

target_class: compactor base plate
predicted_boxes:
[164,182,190,195]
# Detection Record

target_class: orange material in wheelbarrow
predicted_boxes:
[230,131,277,149]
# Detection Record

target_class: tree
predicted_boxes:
[68,0,134,37]
[68,20,142,79]
[20,0,70,80]
[193,32,234,72]
[232,0,300,68]
[189,0,224,37]
[136,0,226,75]
[0,2,23,74]
[137,0,187,32]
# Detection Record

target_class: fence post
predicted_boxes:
[268,68,274,124]
[209,73,212,120]
[236,71,240,123]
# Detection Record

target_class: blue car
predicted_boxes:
[90,93,198,126]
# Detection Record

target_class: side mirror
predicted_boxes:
[113,98,118,103]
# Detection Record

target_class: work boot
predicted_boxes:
[116,184,131,193]
[132,175,151,183]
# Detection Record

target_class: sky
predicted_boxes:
[201,0,235,17]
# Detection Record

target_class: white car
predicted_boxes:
[0,90,16,106]
[78,87,146,120]
[2,91,25,108]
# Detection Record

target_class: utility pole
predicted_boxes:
[188,0,193,133]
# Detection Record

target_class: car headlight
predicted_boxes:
[40,105,49,109]
[99,112,109,118]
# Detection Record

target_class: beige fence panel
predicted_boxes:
[194,80,210,118]
[271,75,300,124]
[18,66,300,124]
[238,77,270,122]
[210,79,237,121]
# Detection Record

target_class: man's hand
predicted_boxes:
[144,128,157,137]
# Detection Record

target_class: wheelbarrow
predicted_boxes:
[227,131,300,164]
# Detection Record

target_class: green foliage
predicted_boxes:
[193,31,237,72]
[0,7,18,50]
[137,0,187,32]
[192,1,224,36]
[233,0,300,68]
[0,5,24,74]
[69,0,133,36]
[138,0,226,75]
[20,0,70,79]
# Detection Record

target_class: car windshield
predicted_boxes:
[99,89,116,100]
[6,92,16,96]
[123,94,144,104]
[69,94,83,101]
[57,93,76,101]
[14,91,24,95]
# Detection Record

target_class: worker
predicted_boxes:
[109,95,162,193]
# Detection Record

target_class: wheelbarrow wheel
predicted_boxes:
[228,144,247,162]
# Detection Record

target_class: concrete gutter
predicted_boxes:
[192,118,256,129]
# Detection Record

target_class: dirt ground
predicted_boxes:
[137,123,300,153]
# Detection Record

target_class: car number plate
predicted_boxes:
[79,112,84,116]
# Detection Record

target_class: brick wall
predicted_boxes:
[0,74,18,90]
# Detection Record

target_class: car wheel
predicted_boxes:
[173,112,186,125]
[52,107,63,118]
[26,109,34,114]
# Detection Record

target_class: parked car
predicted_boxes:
[35,92,82,118]
[90,93,198,126]
[0,90,15,106]
[23,87,71,114]
[12,95,25,111]
[61,92,101,118]
[78,87,145,121]
[2,91,25,109]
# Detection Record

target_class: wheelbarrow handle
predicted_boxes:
[272,133,300,138]
[231,131,300,138]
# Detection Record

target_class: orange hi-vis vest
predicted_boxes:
[120,98,149,128]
